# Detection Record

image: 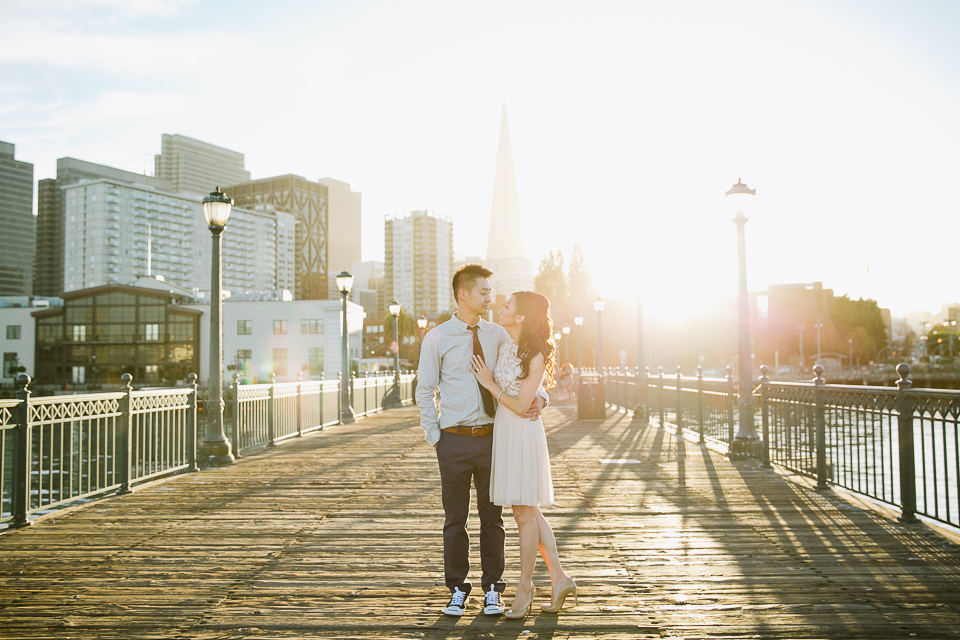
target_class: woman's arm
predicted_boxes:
[471,352,546,417]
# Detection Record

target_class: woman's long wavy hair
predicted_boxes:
[513,291,556,389]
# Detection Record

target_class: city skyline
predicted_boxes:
[2,1,960,318]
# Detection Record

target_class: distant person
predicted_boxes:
[417,265,548,617]
[558,362,575,400]
[471,291,577,619]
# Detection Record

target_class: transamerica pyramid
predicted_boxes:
[486,103,533,299]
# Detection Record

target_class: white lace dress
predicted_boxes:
[489,341,555,507]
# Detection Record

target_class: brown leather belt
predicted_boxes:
[442,424,493,437]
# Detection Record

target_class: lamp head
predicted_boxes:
[335,270,354,295]
[202,187,233,228]
[574,315,584,326]
[417,315,428,329]
[725,178,755,219]
[388,301,401,317]
[554,331,562,341]
[562,324,570,335]
[594,298,605,313]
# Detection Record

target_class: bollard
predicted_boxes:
[187,373,199,472]
[118,373,134,495]
[813,365,828,490]
[759,365,770,468]
[12,374,33,528]
[895,363,918,522]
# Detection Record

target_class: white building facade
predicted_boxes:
[0,306,39,387]
[190,299,365,384]
[60,178,295,297]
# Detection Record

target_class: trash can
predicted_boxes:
[577,373,606,420]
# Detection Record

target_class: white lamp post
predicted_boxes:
[387,300,402,409]
[594,298,605,374]
[561,324,570,364]
[199,187,235,466]
[574,315,584,372]
[336,270,355,424]
[727,178,759,457]
[814,322,823,365]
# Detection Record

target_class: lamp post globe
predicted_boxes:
[337,269,356,424]
[573,314,584,372]
[387,301,402,409]
[726,178,760,458]
[199,187,235,467]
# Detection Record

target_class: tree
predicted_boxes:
[534,251,568,305]
[829,296,888,364]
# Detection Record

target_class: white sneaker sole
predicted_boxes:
[443,606,465,616]
[483,605,505,615]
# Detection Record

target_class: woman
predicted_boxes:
[471,291,577,618]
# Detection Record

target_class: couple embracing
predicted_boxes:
[416,264,577,619]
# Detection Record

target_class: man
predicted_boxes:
[417,264,546,617]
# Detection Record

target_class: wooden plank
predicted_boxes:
[1,406,959,638]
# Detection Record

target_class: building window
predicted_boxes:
[273,319,288,335]
[143,324,160,341]
[72,366,86,384]
[237,320,252,335]
[6,325,21,340]
[301,319,324,334]
[273,348,288,376]
[3,353,20,378]
[237,349,252,376]
[308,348,324,375]
[72,325,87,342]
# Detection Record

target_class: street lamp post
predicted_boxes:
[199,187,235,467]
[727,178,760,457]
[387,301,402,409]
[594,298,605,375]
[336,270,355,424]
[635,294,647,417]
[814,322,823,365]
[562,324,570,364]
[951,321,957,362]
[798,324,805,374]
[574,315,584,372]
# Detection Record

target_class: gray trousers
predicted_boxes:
[436,430,506,594]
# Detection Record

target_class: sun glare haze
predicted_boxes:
[2,0,959,323]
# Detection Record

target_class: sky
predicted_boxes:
[2,0,959,320]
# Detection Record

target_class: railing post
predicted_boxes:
[232,372,242,458]
[658,366,665,428]
[696,365,705,444]
[643,366,650,424]
[117,373,134,495]
[814,364,828,490]
[12,373,33,529]
[759,365,770,468]
[676,366,684,435]
[895,363,918,522]
[296,371,303,437]
[725,366,735,443]
[268,372,276,446]
[187,373,199,472]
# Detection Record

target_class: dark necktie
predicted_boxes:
[468,325,496,418]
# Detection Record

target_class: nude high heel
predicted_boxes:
[504,582,536,619]
[541,576,577,613]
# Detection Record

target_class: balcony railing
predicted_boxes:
[1,371,417,530]
[599,363,960,529]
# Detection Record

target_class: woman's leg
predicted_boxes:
[534,507,570,600]
[510,505,540,608]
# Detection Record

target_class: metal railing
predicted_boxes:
[2,370,417,530]
[1,373,199,530]
[602,363,960,529]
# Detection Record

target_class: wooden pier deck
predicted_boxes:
[2,405,960,639]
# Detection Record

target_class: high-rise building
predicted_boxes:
[385,210,453,317]
[320,178,362,299]
[224,175,361,301]
[0,141,35,295]
[485,103,533,299]
[34,157,168,296]
[154,134,250,197]
[60,178,295,296]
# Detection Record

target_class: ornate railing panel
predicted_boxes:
[1,399,20,526]
[234,383,271,454]
[129,388,196,483]
[911,390,960,525]
[765,383,819,479]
